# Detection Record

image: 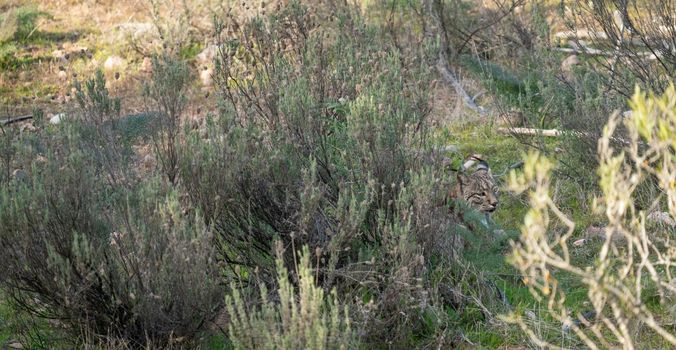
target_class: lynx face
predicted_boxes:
[455,162,499,214]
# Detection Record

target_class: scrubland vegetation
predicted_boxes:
[0,0,674,349]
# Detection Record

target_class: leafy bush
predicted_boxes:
[174,2,510,346]
[570,0,675,97]
[185,0,436,276]
[74,70,131,188]
[506,84,676,348]
[143,54,191,185]
[227,242,354,350]
[0,72,222,348]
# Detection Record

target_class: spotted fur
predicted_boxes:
[452,157,499,215]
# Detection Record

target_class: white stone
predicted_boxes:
[49,113,67,125]
[104,55,125,71]
[524,310,537,321]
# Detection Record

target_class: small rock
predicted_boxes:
[7,342,23,349]
[646,211,676,227]
[524,310,537,321]
[573,238,586,247]
[104,55,125,71]
[57,70,68,81]
[49,113,67,125]
[561,54,580,73]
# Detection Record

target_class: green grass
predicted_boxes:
[0,297,13,344]
[201,332,232,350]
[0,294,68,349]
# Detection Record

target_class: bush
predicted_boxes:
[506,84,676,348]
[74,70,131,188]
[226,242,355,350]
[143,54,191,185]
[178,1,507,346]
[569,0,675,97]
[185,0,436,275]
[0,73,222,348]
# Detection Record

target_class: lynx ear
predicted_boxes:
[476,160,490,172]
[462,154,485,171]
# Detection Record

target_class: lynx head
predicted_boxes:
[455,155,499,214]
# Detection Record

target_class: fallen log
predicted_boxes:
[554,30,645,45]
[554,29,670,46]
[553,46,656,59]
[498,127,562,137]
[1,115,33,126]
[555,29,609,41]
[499,127,637,146]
